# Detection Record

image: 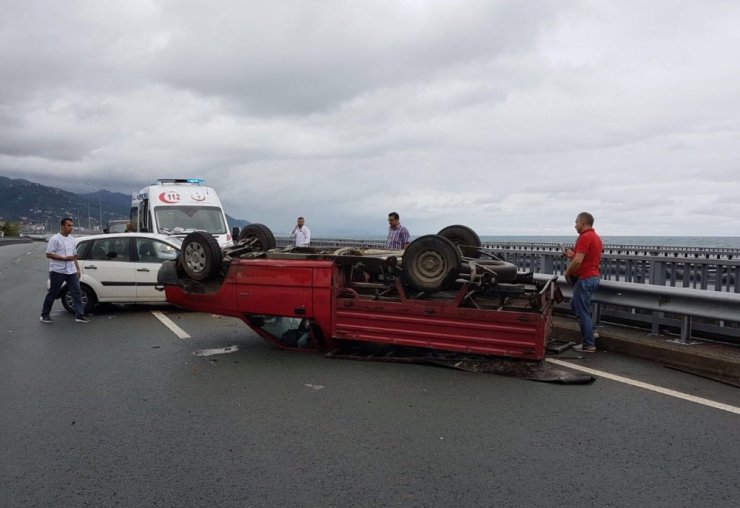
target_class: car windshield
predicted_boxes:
[154,206,226,235]
[108,222,129,233]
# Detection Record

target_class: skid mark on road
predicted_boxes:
[151,310,191,340]
[547,358,740,415]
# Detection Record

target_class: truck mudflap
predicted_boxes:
[324,342,595,384]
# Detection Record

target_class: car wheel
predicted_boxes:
[238,224,276,250]
[61,284,97,314]
[181,232,223,282]
[437,224,482,258]
[403,235,462,292]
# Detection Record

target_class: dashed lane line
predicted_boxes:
[547,358,740,415]
[151,310,191,340]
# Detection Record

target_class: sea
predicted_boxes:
[478,236,740,249]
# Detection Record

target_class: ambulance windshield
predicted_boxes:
[155,206,226,235]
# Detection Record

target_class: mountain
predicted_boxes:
[0,175,249,232]
[0,176,129,230]
[226,214,250,232]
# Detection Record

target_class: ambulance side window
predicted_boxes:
[139,199,150,232]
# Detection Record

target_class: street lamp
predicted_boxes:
[76,201,91,233]
[82,182,103,231]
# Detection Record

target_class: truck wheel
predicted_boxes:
[181,232,223,282]
[61,284,97,314]
[437,225,482,258]
[239,224,276,250]
[403,235,462,291]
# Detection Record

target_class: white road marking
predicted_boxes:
[151,310,191,340]
[546,358,740,415]
[147,308,737,414]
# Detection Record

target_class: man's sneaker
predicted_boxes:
[573,344,596,353]
[40,316,53,323]
[75,316,90,323]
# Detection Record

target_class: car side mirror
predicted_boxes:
[106,252,118,259]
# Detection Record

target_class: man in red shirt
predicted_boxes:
[563,212,603,352]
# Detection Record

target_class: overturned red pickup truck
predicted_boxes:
[158,225,570,369]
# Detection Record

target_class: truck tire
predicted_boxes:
[437,225,482,258]
[239,224,276,251]
[61,284,97,314]
[181,232,223,282]
[403,235,462,292]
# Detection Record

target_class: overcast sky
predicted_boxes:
[1,0,739,237]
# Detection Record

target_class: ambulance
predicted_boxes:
[130,178,233,247]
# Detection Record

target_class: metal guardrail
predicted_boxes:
[279,236,740,345]
[535,275,740,345]
[495,250,740,293]
[482,241,740,259]
[0,238,34,246]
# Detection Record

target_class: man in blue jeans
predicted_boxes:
[40,217,89,323]
[563,212,603,352]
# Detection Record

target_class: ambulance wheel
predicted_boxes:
[239,223,276,251]
[181,232,223,282]
[403,235,462,291]
[437,224,482,258]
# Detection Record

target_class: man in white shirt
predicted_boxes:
[290,216,311,247]
[40,217,89,323]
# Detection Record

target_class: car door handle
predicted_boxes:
[83,265,98,269]
[137,268,150,272]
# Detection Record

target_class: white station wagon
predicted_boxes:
[57,233,182,314]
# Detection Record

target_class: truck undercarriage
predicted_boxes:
[158,224,593,383]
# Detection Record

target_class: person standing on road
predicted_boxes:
[290,217,311,247]
[563,212,602,352]
[386,212,410,249]
[40,217,88,323]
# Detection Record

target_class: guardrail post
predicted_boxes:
[541,253,554,275]
[680,315,692,343]
[668,315,701,345]
[651,260,666,286]
[650,311,663,335]
[593,302,601,325]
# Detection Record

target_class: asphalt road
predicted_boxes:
[1,241,739,507]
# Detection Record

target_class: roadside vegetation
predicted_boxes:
[1,221,21,237]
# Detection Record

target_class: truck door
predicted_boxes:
[236,264,314,317]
